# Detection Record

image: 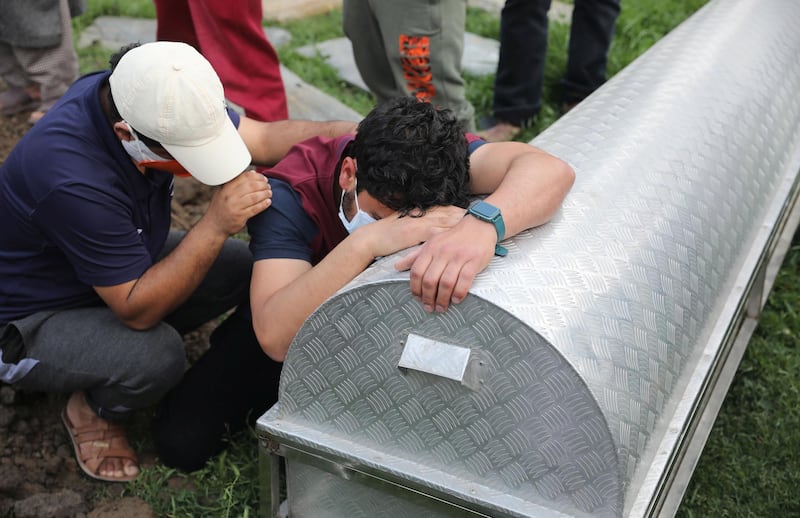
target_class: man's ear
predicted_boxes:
[338,157,358,191]
[112,121,134,142]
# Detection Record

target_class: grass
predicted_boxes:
[678,248,800,516]
[70,0,800,515]
[128,437,261,517]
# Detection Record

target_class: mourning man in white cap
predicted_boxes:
[0,41,356,482]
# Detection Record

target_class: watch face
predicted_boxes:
[472,201,500,220]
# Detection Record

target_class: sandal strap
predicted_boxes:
[79,447,138,463]
[61,403,140,482]
[71,426,125,443]
[70,422,125,442]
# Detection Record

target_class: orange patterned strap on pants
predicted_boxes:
[342,0,475,131]
[399,35,436,101]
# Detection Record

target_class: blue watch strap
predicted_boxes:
[467,201,508,257]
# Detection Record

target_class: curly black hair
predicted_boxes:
[350,97,471,216]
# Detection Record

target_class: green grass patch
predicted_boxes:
[125,429,261,517]
[678,240,800,516]
[274,11,377,117]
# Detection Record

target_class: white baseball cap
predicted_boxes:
[109,42,251,186]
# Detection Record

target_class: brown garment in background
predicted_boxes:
[0,0,82,112]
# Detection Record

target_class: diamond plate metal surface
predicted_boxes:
[275,284,619,516]
[259,0,800,515]
[286,459,487,517]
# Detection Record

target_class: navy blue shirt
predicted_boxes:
[0,70,241,323]
[248,178,317,262]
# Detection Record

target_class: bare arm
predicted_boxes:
[251,207,464,362]
[95,171,271,329]
[395,141,575,312]
[467,141,575,233]
[238,117,359,166]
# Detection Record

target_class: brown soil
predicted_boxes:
[0,97,215,517]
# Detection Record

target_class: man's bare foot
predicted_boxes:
[62,391,139,482]
[476,120,522,142]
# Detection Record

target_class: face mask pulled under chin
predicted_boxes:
[120,123,192,177]
[338,184,376,233]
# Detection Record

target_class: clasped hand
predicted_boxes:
[363,206,498,313]
[205,170,272,236]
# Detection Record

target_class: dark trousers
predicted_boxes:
[151,302,283,472]
[492,0,620,125]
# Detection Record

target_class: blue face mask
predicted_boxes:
[338,182,376,233]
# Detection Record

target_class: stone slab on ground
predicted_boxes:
[77,17,158,50]
[468,0,572,20]
[463,32,502,75]
[262,0,571,22]
[78,16,291,50]
[78,16,362,122]
[263,0,341,22]
[549,1,573,22]
[297,33,499,95]
[297,37,368,91]
[262,0,504,21]
[281,65,363,121]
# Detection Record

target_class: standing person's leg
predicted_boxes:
[428,0,474,131]
[156,0,288,121]
[154,0,200,47]
[22,0,79,123]
[486,0,551,136]
[343,0,403,102]
[185,0,288,122]
[0,43,28,91]
[0,43,40,115]
[560,0,621,109]
[370,0,475,131]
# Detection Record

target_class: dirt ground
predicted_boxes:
[0,100,215,517]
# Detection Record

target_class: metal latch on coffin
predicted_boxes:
[398,333,488,391]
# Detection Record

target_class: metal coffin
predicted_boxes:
[256,0,800,516]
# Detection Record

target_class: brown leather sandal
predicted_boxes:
[61,407,140,482]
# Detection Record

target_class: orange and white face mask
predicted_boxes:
[120,122,192,177]
[136,159,192,177]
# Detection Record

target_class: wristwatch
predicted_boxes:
[467,200,508,257]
